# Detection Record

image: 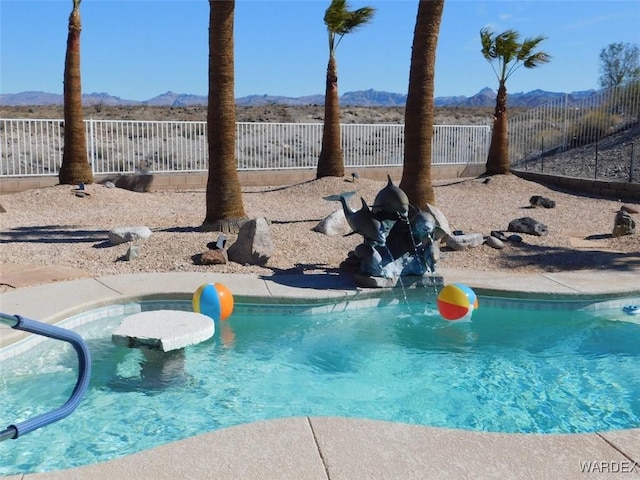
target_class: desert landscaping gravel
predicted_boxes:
[0,174,638,293]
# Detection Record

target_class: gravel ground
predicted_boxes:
[1,174,638,292]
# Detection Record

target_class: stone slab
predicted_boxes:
[0,263,92,288]
[310,417,635,480]
[112,310,214,352]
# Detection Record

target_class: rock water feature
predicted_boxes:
[326,176,444,289]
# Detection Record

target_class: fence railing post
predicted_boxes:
[630,142,635,183]
[562,93,568,152]
[88,118,96,174]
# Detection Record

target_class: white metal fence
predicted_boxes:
[508,83,640,182]
[0,119,490,177]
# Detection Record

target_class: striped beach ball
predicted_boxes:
[436,283,478,321]
[192,283,234,321]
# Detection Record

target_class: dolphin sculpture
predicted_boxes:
[371,175,410,221]
[323,192,387,245]
[384,205,445,259]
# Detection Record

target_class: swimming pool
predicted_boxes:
[1,294,639,474]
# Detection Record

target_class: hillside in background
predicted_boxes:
[0,87,597,109]
[0,104,508,126]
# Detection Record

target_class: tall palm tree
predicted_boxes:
[399,0,445,208]
[58,0,93,185]
[202,0,247,233]
[316,0,375,178]
[480,27,551,175]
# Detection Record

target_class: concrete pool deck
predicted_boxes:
[1,268,639,479]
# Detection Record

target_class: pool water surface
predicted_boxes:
[1,297,639,474]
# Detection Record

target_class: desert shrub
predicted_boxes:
[535,127,564,150]
[601,81,640,120]
[568,110,618,147]
[92,101,106,114]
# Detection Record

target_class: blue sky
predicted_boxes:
[1,0,639,101]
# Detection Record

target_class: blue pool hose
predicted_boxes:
[0,313,92,441]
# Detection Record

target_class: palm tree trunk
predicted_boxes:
[485,81,510,175]
[399,0,444,207]
[317,55,344,178]
[59,0,93,185]
[202,0,247,233]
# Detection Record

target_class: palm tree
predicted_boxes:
[316,0,375,178]
[399,0,445,208]
[58,0,93,185]
[202,0,247,233]
[480,27,551,175]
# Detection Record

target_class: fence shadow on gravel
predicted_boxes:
[0,225,108,245]
[497,243,640,272]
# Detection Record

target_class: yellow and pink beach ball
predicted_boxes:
[437,283,478,321]
[192,283,234,321]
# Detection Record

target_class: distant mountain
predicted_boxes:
[340,89,407,107]
[0,87,598,108]
[235,94,324,106]
[144,91,207,107]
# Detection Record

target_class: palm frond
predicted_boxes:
[480,27,550,83]
[324,0,375,52]
[341,7,375,34]
[480,27,496,60]
[324,0,350,32]
[517,34,548,61]
[523,51,552,68]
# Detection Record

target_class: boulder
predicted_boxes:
[199,249,228,265]
[490,230,508,242]
[312,209,349,236]
[485,236,505,249]
[108,226,153,245]
[227,217,274,266]
[101,172,154,193]
[613,210,636,237]
[507,234,523,243]
[425,203,452,237]
[125,245,140,261]
[444,232,484,250]
[529,195,556,208]
[508,217,548,236]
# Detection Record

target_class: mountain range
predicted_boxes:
[0,87,597,108]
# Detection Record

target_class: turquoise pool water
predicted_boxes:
[1,296,639,474]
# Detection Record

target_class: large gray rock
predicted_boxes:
[425,203,452,237]
[613,209,636,237]
[125,245,140,261]
[508,217,548,236]
[312,209,350,236]
[529,195,556,208]
[227,217,274,266]
[445,232,484,250]
[484,235,505,249]
[101,173,154,193]
[108,226,153,245]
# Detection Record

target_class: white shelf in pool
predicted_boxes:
[111,310,214,352]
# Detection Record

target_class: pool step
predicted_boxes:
[111,310,214,352]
